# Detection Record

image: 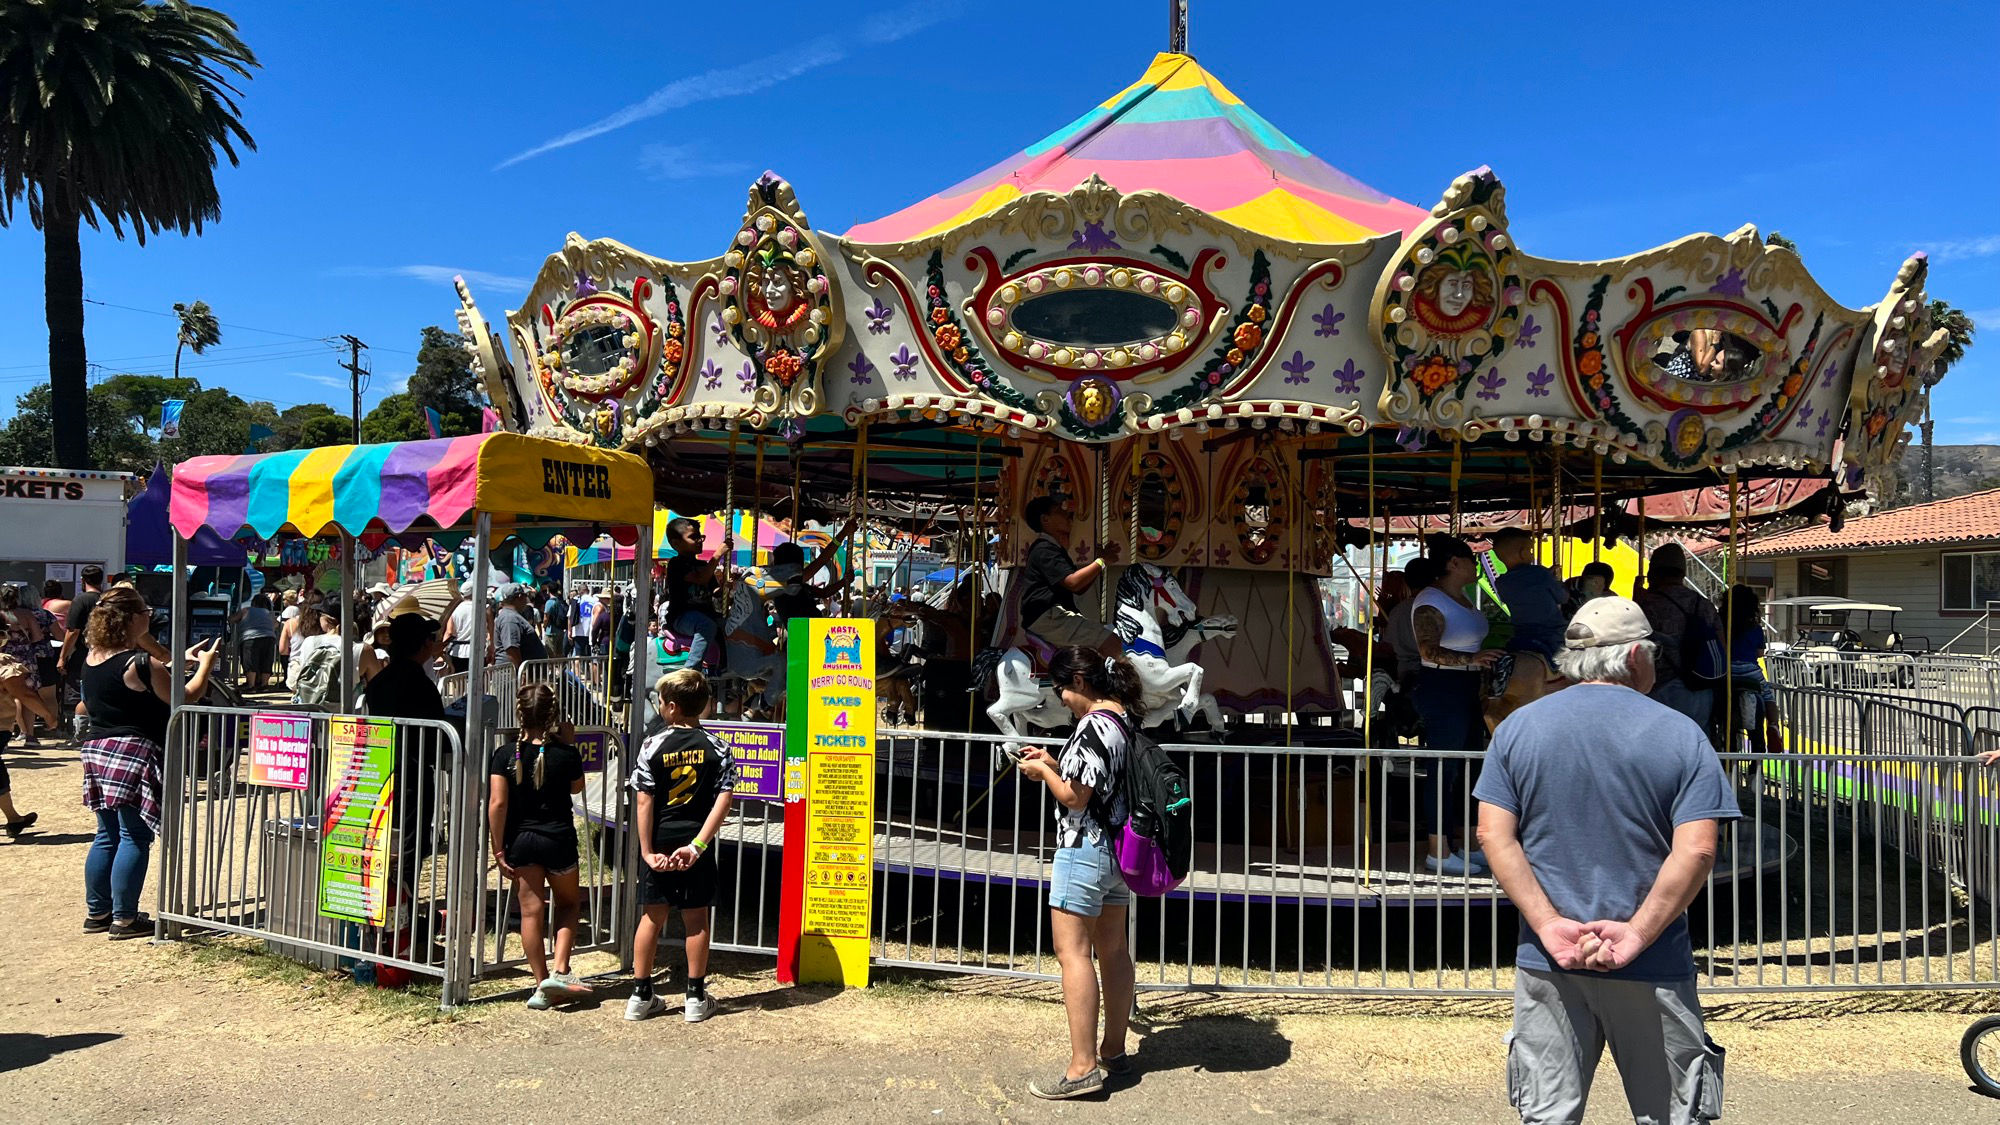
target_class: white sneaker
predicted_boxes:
[624,993,666,1021]
[525,987,554,1011]
[683,994,716,1023]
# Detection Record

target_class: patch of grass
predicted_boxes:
[165,934,468,1025]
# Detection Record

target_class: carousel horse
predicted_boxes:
[985,563,1238,746]
[1482,649,1569,731]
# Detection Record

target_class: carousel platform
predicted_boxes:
[705,809,1792,909]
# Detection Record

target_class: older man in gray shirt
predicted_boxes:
[1475,596,1738,1124]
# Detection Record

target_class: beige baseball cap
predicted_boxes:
[1564,596,1653,649]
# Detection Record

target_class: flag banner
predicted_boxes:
[423,406,443,439]
[480,407,500,433]
[245,422,275,455]
[160,399,186,439]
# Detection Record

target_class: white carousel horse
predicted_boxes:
[986,563,1238,744]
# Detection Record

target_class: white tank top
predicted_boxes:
[1413,586,1488,667]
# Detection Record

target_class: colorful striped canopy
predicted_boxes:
[846,53,1430,245]
[171,433,654,540]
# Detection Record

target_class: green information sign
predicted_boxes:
[319,716,396,925]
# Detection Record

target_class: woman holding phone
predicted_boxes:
[79,587,219,939]
[1011,646,1143,1099]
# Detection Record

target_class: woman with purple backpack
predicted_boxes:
[1013,646,1142,1101]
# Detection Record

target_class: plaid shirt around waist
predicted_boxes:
[81,735,163,834]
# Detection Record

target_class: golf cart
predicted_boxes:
[1767,596,1919,689]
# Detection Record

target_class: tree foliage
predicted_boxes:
[0,1,260,468]
[406,325,483,435]
[173,299,221,379]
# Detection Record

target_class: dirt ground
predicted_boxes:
[6,739,2000,1124]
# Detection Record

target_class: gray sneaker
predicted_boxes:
[542,971,593,1002]
[1029,1068,1106,1100]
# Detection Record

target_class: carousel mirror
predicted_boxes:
[562,322,630,377]
[1242,482,1272,550]
[1137,469,1171,547]
[1011,288,1179,347]
[1650,328,1764,383]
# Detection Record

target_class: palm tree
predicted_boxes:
[0,2,257,469]
[1920,300,1976,502]
[172,299,220,379]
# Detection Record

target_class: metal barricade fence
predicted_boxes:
[846,723,2000,995]
[165,685,2000,1000]
[157,708,475,997]
[1767,651,2000,710]
[514,656,615,733]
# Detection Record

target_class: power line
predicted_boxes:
[78,296,419,356]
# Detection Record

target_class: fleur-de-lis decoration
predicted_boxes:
[736,361,757,392]
[710,314,729,349]
[1475,367,1506,401]
[1311,304,1345,338]
[700,359,722,390]
[1281,350,1314,386]
[848,353,876,386]
[890,343,919,381]
[1331,358,1364,395]
[1515,314,1542,349]
[865,297,894,335]
[1794,404,1816,430]
[1525,364,1554,397]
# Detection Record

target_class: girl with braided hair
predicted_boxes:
[486,682,590,1010]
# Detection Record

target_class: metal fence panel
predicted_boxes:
[157,708,468,987]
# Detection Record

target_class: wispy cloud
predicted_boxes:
[294,373,346,390]
[1929,236,2000,263]
[493,2,958,171]
[638,144,751,182]
[332,265,530,291]
[1968,308,2000,332]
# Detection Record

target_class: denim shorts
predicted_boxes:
[1049,837,1132,917]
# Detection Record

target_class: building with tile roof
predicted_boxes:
[1739,488,2000,653]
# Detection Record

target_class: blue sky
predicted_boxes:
[1,0,1994,440]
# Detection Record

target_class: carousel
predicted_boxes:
[451,42,1953,920]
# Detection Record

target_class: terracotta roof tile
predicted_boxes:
[1738,487,2000,558]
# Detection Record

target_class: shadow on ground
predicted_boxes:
[0,1032,121,1074]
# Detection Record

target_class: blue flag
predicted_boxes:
[244,423,275,454]
[424,406,443,439]
[160,399,186,439]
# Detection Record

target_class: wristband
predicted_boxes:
[691,837,709,853]
[1093,557,1105,570]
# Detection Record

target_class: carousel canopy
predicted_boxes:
[847,53,1430,245]
[170,433,653,540]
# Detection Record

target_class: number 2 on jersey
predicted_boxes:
[665,764,698,808]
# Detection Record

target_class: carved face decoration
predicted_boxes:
[761,268,797,314]
[1437,270,1477,317]
[746,258,812,332]
[1411,252,1497,335]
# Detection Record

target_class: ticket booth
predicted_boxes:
[0,466,134,597]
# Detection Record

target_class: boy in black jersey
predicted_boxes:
[626,668,738,1022]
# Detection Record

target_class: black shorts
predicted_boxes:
[502,826,579,876]
[637,849,719,909]
[240,636,276,673]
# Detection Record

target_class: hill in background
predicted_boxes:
[1885,444,2000,507]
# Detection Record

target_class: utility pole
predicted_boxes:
[339,335,369,444]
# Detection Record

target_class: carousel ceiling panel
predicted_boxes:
[1366,168,1909,480]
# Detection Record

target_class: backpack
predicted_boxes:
[1673,592,1726,689]
[1095,712,1192,896]
[289,641,341,707]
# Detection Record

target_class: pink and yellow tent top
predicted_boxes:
[169,433,653,540]
[846,52,1430,245]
